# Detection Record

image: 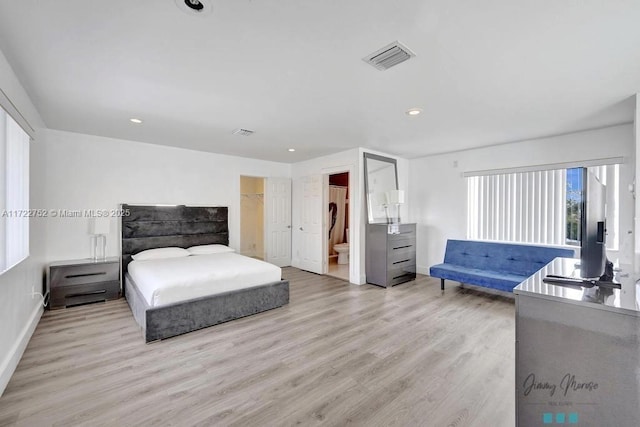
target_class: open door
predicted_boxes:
[294,174,323,274]
[265,177,292,267]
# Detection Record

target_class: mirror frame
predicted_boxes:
[363,153,399,224]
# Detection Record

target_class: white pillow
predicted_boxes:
[132,247,190,261]
[186,244,235,255]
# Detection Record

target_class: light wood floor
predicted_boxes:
[0,269,515,427]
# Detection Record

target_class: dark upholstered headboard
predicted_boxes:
[120,204,229,281]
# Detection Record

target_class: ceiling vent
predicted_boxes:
[232,128,255,136]
[363,41,416,71]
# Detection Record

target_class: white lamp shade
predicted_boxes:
[90,217,111,235]
[385,190,405,205]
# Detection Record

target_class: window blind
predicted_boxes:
[467,165,619,250]
[467,169,567,246]
[1,108,30,273]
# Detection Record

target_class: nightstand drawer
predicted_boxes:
[50,280,120,309]
[50,262,119,287]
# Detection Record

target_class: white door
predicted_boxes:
[295,175,323,274]
[265,177,292,267]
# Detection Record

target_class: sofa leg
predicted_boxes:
[440,278,445,290]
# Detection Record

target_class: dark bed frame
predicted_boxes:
[120,204,289,343]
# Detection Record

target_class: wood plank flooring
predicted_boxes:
[0,269,515,427]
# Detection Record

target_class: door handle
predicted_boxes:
[299,227,304,231]
[287,225,291,229]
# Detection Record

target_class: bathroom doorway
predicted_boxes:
[326,172,350,281]
[240,176,265,260]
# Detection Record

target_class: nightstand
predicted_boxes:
[48,257,120,309]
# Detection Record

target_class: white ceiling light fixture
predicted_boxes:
[288,148,295,152]
[129,118,143,124]
[174,0,213,17]
[406,108,422,116]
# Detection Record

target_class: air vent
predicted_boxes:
[363,41,416,71]
[232,128,255,136]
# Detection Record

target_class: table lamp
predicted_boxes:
[90,217,110,261]
[385,190,405,224]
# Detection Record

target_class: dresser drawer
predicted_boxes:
[50,280,120,309]
[387,264,416,286]
[395,224,415,234]
[388,244,415,264]
[50,262,119,287]
[387,230,415,242]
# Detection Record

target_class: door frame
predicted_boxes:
[322,165,354,281]
[239,175,266,260]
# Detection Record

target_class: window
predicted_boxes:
[467,165,619,250]
[565,168,582,244]
[0,107,30,274]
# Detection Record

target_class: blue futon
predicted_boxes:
[430,239,575,292]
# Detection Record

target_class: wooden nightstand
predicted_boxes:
[48,257,120,309]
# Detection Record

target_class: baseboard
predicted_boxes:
[417,266,430,275]
[0,303,43,397]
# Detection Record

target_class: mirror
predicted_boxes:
[364,153,399,224]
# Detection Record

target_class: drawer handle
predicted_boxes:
[65,272,107,279]
[392,245,412,250]
[392,259,411,265]
[392,273,413,280]
[65,290,107,298]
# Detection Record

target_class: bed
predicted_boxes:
[121,204,289,343]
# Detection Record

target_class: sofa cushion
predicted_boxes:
[442,240,575,277]
[430,263,528,293]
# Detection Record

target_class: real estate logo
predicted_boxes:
[522,372,600,425]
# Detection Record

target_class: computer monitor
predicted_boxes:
[579,168,607,279]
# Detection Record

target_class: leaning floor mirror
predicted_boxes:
[363,153,400,224]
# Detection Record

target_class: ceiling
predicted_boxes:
[0,0,639,163]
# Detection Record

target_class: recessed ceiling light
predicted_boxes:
[406,108,422,116]
[174,0,213,16]
[129,118,143,124]
[288,148,296,152]
[184,0,204,12]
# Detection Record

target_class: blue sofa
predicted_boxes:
[430,240,575,292]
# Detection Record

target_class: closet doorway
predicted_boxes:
[326,172,350,281]
[240,176,265,260]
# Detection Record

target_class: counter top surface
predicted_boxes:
[514,257,640,316]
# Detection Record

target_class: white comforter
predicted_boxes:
[128,253,282,307]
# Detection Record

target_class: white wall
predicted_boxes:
[38,129,290,262]
[410,124,635,274]
[0,49,46,396]
[291,147,409,284]
[635,94,640,275]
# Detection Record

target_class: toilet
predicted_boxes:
[333,243,349,265]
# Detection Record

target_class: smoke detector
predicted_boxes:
[363,41,416,71]
[232,128,255,136]
[174,0,213,16]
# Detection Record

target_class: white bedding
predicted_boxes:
[128,252,282,307]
